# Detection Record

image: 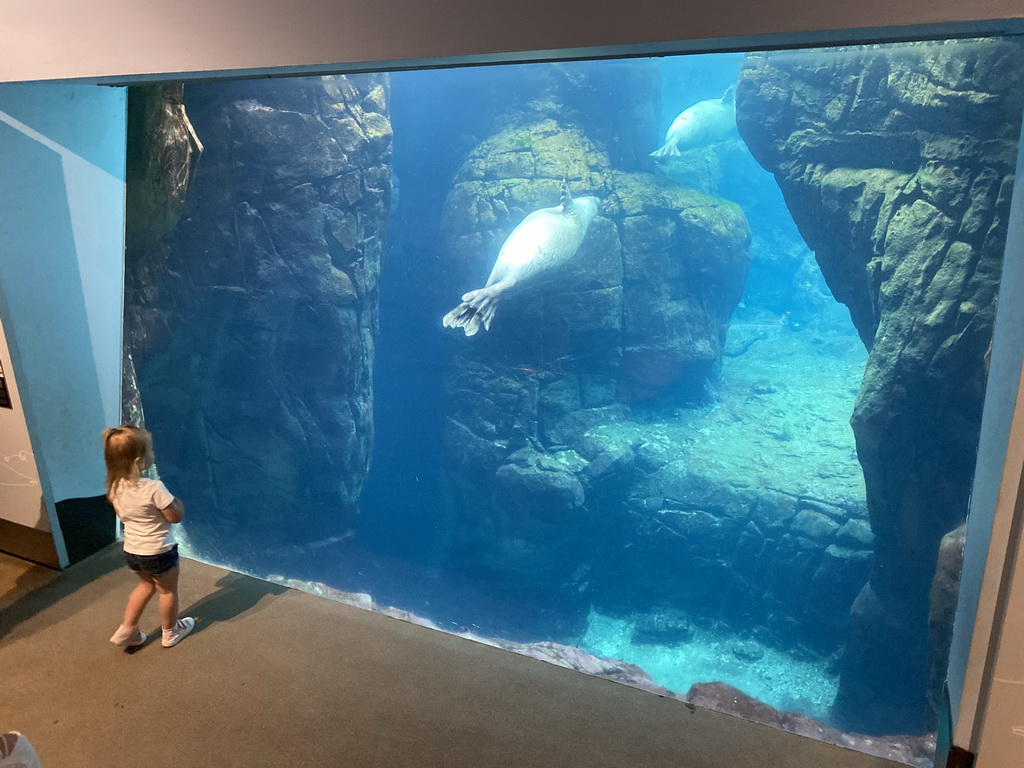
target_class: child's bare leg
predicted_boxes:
[123,573,156,627]
[152,566,180,631]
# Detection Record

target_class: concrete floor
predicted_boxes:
[0,547,904,768]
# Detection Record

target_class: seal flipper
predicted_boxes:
[442,282,508,336]
[559,179,574,214]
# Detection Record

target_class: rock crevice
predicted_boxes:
[737,38,1024,733]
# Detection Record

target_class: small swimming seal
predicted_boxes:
[442,181,599,336]
[651,85,736,158]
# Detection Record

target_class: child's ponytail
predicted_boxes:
[102,426,152,501]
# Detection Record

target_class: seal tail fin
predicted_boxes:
[650,143,680,158]
[442,283,506,336]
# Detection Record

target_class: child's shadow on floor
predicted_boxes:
[183,573,289,638]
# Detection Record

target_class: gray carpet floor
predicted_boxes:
[0,548,903,768]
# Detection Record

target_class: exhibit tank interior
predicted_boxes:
[123,37,1024,766]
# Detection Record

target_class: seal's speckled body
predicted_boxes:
[442,182,599,336]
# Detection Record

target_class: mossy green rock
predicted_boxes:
[739,37,1024,735]
[439,117,751,614]
[440,121,751,402]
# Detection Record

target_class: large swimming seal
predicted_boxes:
[650,86,736,158]
[442,182,599,336]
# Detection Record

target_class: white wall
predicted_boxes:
[0,84,126,564]
[0,315,46,530]
[1,0,1023,83]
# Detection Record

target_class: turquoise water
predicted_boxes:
[125,38,1024,765]
[581,611,838,720]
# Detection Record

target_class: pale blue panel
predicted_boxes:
[0,82,126,177]
[0,84,126,516]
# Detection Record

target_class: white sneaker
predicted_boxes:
[109,624,147,648]
[161,617,196,647]
[1,732,42,768]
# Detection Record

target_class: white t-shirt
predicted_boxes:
[111,478,177,555]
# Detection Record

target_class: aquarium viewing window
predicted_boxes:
[122,36,1024,767]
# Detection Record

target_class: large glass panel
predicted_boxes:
[124,37,1024,766]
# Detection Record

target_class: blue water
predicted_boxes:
[173,51,860,689]
[126,41,1022,766]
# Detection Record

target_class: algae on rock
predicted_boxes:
[737,37,1024,734]
[438,112,751,633]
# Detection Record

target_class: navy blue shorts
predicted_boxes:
[124,544,179,577]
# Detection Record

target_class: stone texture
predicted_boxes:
[731,641,764,662]
[124,75,392,557]
[684,682,936,767]
[737,38,1024,734]
[632,608,696,645]
[437,91,750,633]
[483,60,661,174]
[594,453,872,653]
[926,523,966,730]
[608,172,751,401]
[122,84,202,426]
[656,136,828,325]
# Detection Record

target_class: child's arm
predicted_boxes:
[160,497,186,524]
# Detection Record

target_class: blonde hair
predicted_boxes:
[102,426,153,501]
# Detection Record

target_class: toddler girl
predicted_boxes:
[103,426,195,649]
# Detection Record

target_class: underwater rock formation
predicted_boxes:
[123,84,202,426]
[608,172,751,400]
[736,38,1024,733]
[656,137,829,325]
[495,60,661,173]
[125,76,392,554]
[685,682,936,767]
[597,446,872,653]
[927,523,966,730]
[124,85,201,259]
[438,117,749,635]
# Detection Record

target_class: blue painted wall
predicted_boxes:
[0,83,126,565]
